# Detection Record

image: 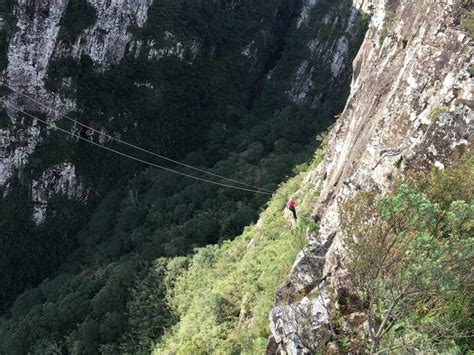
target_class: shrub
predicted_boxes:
[428,107,449,121]
[462,10,474,38]
[45,57,78,92]
[119,264,174,354]
[339,155,474,353]
[379,11,396,45]
[0,108,10,128]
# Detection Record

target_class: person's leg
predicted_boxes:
[290,206,297,220]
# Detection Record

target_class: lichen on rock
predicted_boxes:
[268,0,473,352]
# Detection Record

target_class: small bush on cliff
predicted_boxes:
[340,156,474,353]
[379,11,396,45]
[462,10,474,38]
[0,108,10,128]
[428,107,449,122]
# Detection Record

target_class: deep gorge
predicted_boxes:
[1,0,471,353]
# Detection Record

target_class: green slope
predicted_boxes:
[154,139,327,354]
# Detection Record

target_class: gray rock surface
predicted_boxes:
[0,0,153,222]
[287,0,368,104]
[268,0,473,352]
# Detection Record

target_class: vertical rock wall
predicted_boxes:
[268,0,473,352]
[0,0,154,222]
[287,0,369,104]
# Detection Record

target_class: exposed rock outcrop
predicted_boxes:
[1,0,154,220]
[31,162,86,224]
[268,0,473,352]
[1,0,71,188]
[287,0,368,104]
[69,0,152,69]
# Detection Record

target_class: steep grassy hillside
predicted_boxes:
[155,152,473,354]
[154,138,327,354]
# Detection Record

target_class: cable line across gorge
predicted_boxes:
[1,83,273,196]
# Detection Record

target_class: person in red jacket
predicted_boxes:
[287,200,297,220]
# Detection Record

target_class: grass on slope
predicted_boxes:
[153,138,327,354]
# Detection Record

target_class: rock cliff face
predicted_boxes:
[286,0,368,104]
[1,0,154,222]
[268,0,473,352]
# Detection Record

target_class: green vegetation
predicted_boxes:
[0,107,10,128]
[43,0,289,187]
[0,0,468,352]
[0,0,16,71]
[338,155,474,353]
[0,133,326,353]
[379,11,396,45]
[462,10,474,38]
[428,107,449,121]
[58,0,96,44]
[154,141,326,354]
[394,156,403,169]
[2,1,469,352]
[0,178,88,313]
[0,258,148,355]
[149,155,473,355]
[44,56,77,93]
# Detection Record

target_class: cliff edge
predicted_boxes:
[268,0,473,353]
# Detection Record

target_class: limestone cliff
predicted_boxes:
[268,0,473,352]
[0,0,154,222]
